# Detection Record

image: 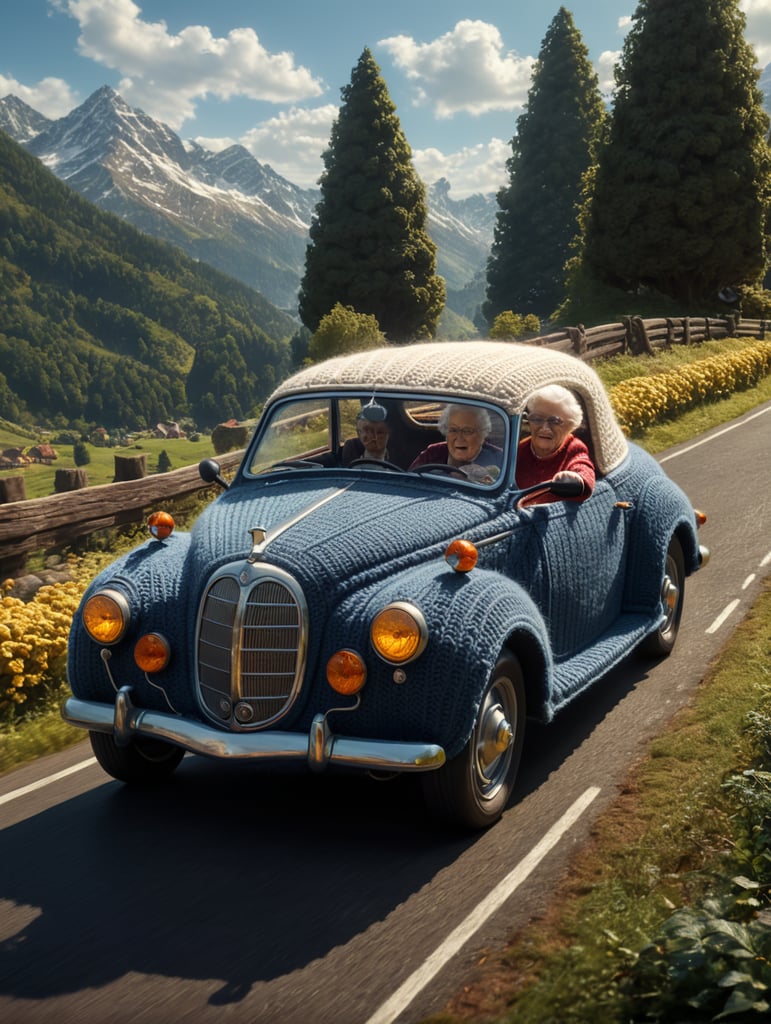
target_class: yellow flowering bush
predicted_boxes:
[609,341,771,435]
[0,556,95,721]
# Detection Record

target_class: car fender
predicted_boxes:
[326,560,552,760]
[67,530,196,710]
[624,473,702,613]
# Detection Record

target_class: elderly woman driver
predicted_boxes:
[516,385,595,502]
[409,404,502,481]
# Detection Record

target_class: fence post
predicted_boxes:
[114,453,148,481]
[567,324,587,354]
[629,317,654,355]
[54,468,89,492]
[0,476,27,503]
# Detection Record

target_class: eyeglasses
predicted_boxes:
[526,414,564,427]
[447,426,480,437]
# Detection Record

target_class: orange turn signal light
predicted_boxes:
[148,510,175,540]
[326,649,367,695]
[445,538,478,573]
[695,509,707,527]
[134,633,171,673]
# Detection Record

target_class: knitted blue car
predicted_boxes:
[64,341,709,829]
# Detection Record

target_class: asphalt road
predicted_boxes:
[1,401,770,1024]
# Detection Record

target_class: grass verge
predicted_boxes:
[424,580,771,1024]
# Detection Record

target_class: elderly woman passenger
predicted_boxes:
[516,385,595,503]
[409,404,502,481]
[342,407,391,464]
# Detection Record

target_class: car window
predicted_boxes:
[245,394,509,485]
[248,398,332,473]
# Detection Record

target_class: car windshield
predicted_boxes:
[245,394,508,486]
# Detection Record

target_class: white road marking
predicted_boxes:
[706,599,741,635]
[0,757,97,807]
[658,405,771,463]
[742,574,757,590]
[363,786,601,1024]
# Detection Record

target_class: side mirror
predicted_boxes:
[199,458,229,489]
[516,476,583,508]
[547,478,584,498]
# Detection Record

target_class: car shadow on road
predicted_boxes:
[0,658,653,1010]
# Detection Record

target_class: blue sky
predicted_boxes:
[2,0,770,197]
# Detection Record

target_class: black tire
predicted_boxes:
[637,535,685,658]
[421,652,526,829]
[89,731,184,784]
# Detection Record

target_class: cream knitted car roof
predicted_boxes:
[268,340,628,475]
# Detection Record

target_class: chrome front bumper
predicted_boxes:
[62,687,445,773]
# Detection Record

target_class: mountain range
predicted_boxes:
[0,87,495,315]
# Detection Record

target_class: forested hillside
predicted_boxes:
[0,129,296,431]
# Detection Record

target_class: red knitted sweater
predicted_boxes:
[515,435,595,503]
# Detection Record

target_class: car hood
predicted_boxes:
[187,473,500,586]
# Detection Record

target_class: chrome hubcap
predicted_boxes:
[474,682,516,796]
[661,569,680,632]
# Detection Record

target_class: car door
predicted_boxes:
[507,478,629,660]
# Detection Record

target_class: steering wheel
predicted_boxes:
[412,463,464,477]
[268,459,321,470]
[348,457,404,472]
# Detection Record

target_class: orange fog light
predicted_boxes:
[134,633,171,673]
[83,589,130,645]
[445,538,478,573]
[148,510,175,540]
[326,650,367,695]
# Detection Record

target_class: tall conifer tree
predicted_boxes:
[298,49,445,343]
[580,0,770,307]
[484,7,605,323]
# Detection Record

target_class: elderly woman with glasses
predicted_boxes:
[516,385,595,503]
[409,404,502,482]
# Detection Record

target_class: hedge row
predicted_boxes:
[609,340,771,435]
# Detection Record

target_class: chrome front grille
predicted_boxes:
[196,564,307,729]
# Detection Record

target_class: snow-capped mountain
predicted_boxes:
[0,93,52,143]
[0,87,495,312]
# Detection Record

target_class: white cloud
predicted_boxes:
[58,0,324,129]
[742,0,771,66]
[236,104,338,188]
[0,73,80,118]
[233,109,509,198]
[597,50,621,97]
[413,138,511,198]
[378,20,534,118]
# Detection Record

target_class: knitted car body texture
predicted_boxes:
[64,341,708,817]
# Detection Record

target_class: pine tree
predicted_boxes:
[298,48,445,343]
[580,0,771,308]
[484,7,605,323]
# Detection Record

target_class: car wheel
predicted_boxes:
[89,730,185,784]
[421,652,526,829]
[637,535,685,658]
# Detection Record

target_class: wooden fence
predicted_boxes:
[0,450,242,577]
[0,312,767,577]
[523,313,766,360]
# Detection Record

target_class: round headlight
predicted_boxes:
[134,633,171,673]
[370,602,428,665]
[82,589,130,645]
